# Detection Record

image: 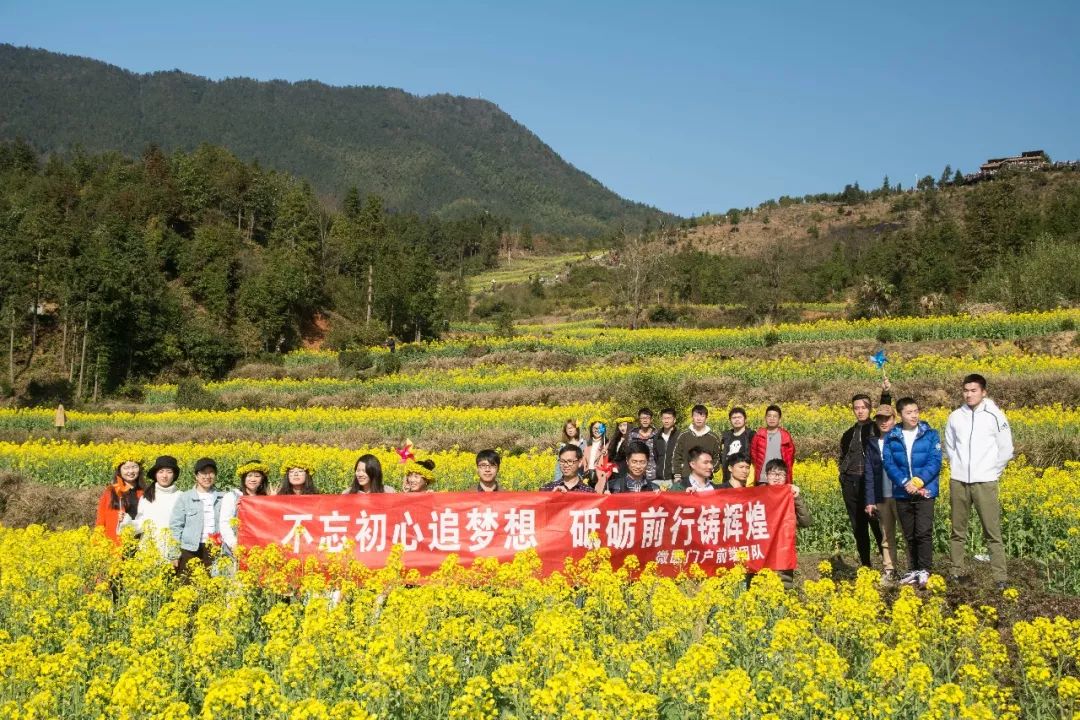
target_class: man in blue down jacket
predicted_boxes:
[881,397,942,588]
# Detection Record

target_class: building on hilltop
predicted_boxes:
[960,150,1056,184]
[978,150,1049,176]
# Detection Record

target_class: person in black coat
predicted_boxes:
[837,380,892,568]
[653,408,678,486]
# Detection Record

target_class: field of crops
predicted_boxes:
[1,309,1078,718]
[142,353,1080,404]
[2,526,1078,720]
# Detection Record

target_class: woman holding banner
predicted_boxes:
[402,458,437,493]
[347,454,396,493]
[219,460,270,557]
[278,461,319,495]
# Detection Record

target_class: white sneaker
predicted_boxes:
[917,570,930,588]
[899,570,920,585]
[974,553,991,563]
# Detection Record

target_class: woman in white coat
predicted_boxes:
[219,460,270,557]
[134,455,182,560]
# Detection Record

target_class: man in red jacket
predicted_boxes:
[749,404,796,484]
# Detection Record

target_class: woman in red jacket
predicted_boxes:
[95,458,144,544]
[749,405,796,484]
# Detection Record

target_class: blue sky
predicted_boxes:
[3,0,1079,216]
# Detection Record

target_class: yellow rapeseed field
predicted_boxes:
[0,527,1077,719]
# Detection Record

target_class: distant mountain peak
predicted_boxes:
[0,43,673,235]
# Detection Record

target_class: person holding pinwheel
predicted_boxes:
[582,417,608,484]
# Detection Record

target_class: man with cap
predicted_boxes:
[863,403,900,583]
[169,457,224,575]
[838,381,892,569]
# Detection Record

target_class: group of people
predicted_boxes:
[544,372,1013,589]
[95,373,1012,589]
[547,404,794,491]
[842,373,1013,590]
[94,451,458,574]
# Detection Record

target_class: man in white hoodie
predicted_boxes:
[944,373,1013,588]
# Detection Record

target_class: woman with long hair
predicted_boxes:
[278,461,319,496]
[134,455,182,558]
[95,458,144,545]
[607,416,634,473]
[219,460,270,556]
[583,418,608,484]
[346,454,396,493]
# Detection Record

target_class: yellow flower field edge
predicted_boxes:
[2,404,1077,444]
[0,527,1077,719]
[1,439,1077,593]
[353,309,1080,359]
[141,353,1080,404]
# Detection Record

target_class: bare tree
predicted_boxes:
[617,227,671,329]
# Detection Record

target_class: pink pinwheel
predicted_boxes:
[396,440,415,464]
[596,456,617,475]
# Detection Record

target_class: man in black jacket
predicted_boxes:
[653,408,678,486]
[604,441,660,493]
[839,381,892,567]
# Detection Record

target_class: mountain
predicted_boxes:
[0,44,672,236]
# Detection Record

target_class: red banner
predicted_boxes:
[237,486,797,577]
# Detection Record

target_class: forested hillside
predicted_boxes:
[472,169,1080,327]
[0,140,507,395]
[0,44,671,236]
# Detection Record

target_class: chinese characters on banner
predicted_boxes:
[237,486,797,577]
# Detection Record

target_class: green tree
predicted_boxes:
[850,276,897,319]
[939,164,953,187]
[179,223,243,322]
[343,186,363,220]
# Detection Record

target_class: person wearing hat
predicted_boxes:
[402,457,436,493]
[219,460,270,557]
[94,457,144,545]
[863,404,901,583]
[169,457,224,575]
[134,455,182,560]
[278,461,319,495]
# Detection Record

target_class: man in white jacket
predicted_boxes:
[944,373,1013,588]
